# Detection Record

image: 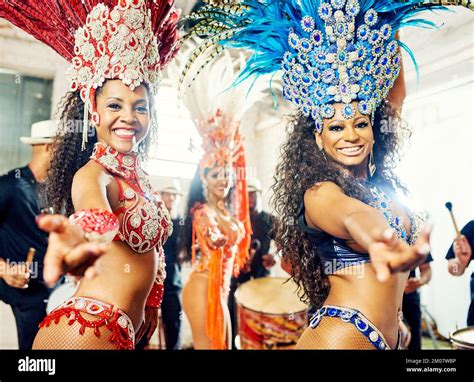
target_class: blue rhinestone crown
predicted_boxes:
[282,0,401,132]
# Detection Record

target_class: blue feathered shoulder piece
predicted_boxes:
[180,0,449,130]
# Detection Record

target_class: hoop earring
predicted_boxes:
[369,149,376,178]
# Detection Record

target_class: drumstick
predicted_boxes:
[26,247,35,269]
[445,202,461,238]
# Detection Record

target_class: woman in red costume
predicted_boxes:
[0,0,180,349]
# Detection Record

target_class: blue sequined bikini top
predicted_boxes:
[297,182,417,275]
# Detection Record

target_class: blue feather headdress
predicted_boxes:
[181,0,448,131]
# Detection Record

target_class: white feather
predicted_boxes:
[166,37,265,124]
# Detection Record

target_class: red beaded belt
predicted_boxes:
[39,296,135,350]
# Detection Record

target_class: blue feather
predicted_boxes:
[209,0,446,83]
[182,0,450,120]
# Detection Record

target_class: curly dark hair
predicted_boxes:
[48,83,157,216]
[272,100,410,308]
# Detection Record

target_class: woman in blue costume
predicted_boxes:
[180,0,458,349]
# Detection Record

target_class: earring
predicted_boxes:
[91,111,100,127]
[314,129,327,162]
[319,145,328,162]
[202,181,209,201]
[369,149,376,178]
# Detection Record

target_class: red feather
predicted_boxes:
[0,0,180,67]
[0,0,77,60]
[156,7,181,68]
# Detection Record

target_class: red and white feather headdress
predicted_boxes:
[0,0,180,148]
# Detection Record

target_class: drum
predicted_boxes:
[46,281,78,314]
[450,326,474,350]
[234,277,308,350]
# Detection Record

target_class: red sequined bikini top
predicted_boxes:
[90,142,172,254]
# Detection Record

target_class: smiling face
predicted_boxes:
[95,79,151,153]
[316,102,374,173]
[248,191,258,212]
[204,166,233,201]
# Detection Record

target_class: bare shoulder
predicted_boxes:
[71,160,112,211]
[304,181,345,207]
[303,181,357,238]
[73,160,106,184]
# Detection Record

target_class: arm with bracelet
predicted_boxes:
[37,166,118,284]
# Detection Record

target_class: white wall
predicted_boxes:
[241,89,292,211]
[397,8,474,337]
[0,27,68,119]
[0,302,18,349]
[401,82,474,337]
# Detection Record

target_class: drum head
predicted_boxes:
[46,282,78,314]
[450,326,474,350]
[234,277,307,315]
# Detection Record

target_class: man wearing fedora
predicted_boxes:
[136,178,184,350]
[0,120,56,349]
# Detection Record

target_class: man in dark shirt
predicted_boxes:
[228,178,276,347]
[136,178,183,350]
[402,254,433,350]
[446,221,474,326]
[158,180,183,350]
[0,120,56,349]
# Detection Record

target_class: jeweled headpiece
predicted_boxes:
[0,0,180,148]
[69,1,164,101]
[196,109,244,173]
[181,0,447,131]
[282,1,403,130]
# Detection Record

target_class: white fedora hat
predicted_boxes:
[154,178,184,195]
[247,177,262,193]
[20,120,58,145]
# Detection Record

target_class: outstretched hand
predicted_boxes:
[369,224,431,283]
[37,215,108,287]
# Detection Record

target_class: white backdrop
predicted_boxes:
[398,8,474,336]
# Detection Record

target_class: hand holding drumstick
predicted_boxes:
[446,202,472,276]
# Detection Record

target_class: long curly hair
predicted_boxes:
[272,100,410,308]
[48,83,157,216]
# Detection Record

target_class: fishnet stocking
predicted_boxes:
[33,311,129,350]
[295,316,377,350]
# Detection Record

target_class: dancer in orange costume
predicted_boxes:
[174,47,258,349]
